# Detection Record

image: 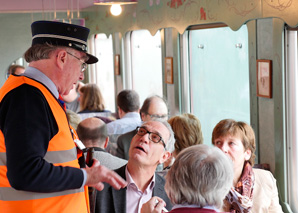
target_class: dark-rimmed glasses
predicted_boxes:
[136,126,166,148]
[146,113,168,119]
[66,51,87,73]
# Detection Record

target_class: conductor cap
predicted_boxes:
[31,20,98,64]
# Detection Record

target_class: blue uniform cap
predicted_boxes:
[31,20,98,64]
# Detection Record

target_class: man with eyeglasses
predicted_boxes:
[116,95,169,160]
[0,21,127,213]
[95,119,175,213]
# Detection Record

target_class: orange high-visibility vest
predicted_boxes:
[0,75,89,213]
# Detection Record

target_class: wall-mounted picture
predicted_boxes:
[115,54,120,75]
[165,57,173,84]
[257,59,272,98]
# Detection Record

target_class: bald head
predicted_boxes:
[80,117,105,129]
[77,117,108,148]
[140,96,168,122]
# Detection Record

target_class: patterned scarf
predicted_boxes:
[225,161,255,213]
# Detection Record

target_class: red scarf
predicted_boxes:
[225,161,255,213]
[58,94,66,111]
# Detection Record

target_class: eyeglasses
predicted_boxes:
[136,126,166,148]
[66,51,87,73]
[146,113,168,119]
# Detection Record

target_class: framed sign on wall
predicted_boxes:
[165,57,173,84]
[257,59,272,98]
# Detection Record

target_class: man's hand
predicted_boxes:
[141,196,166,213]
[84,159,127,191]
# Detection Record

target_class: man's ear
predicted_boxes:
[118,107,124,118]
[104,137,109,149]
[140,112,146,121]
[159,151,171,164]
[56,49,67,70]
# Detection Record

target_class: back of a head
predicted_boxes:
[80,83,105,111]
[77,117,108,147]
[117,89,140,113]
[168,113,203,156]
[7,65,25,76]
[165,144,233,209]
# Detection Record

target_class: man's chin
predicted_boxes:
[61,88,71,96]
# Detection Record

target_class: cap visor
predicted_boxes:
[86,53,98,64]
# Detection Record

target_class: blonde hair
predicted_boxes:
[168,113,203,156]
[80,83,105,112]
[66,109,81,130]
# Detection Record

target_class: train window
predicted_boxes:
[188,25,250,145]
[130,30,163,103]
[285,28,298,212]
[94,34,116,112]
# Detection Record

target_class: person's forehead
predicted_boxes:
[80,52,89,61]
[148,98,167,114]
[142,121,168,136]
[72,49,88,61]
[216,134,242,142]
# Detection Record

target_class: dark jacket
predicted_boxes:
[95,165,172,213]
[116,129,137,160]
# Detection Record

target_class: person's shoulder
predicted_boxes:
[253,168,275,179]
[253,168,277,188]
[114,164,127,174]
[109,153,128,162]
[155,172,166,185]
[6,83,43,95]
[2,84,47,106]
[170,208,218,213]
[118,129,137,139]
[100,151,127,162]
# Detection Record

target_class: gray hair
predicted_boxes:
[24,43,59,62]
[24,43,73,63]
[165,144,233,209]
[142,118,175,152]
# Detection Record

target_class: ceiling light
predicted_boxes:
[110,4,122,16]
[94,0,137,5]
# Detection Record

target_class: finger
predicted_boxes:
[154,197,166,212]
[141,197,159,213]
[103,169,127,189]
[154,202,164,212]
[154,197,165,206]
[94,182,104,191]
[92,159,100,167]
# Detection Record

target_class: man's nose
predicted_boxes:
[139,133,150,144]
[79,72,84,81]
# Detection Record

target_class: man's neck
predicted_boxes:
[127,162,156,192]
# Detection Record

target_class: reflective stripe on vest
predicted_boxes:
[0,186,84,201]
[0,75,88,213]
[0,147,77,166]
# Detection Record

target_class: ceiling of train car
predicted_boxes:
[0,0,94,13]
